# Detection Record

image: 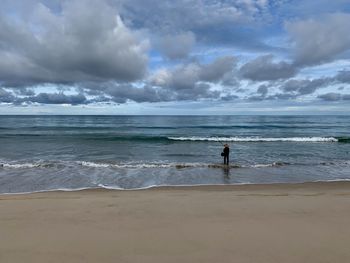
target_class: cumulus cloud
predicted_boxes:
[286,13,350,66]
[199,56,236,82]
[151,56,235,89]
[239,55,297,81]
[156,32,195,59]
[148,56,235,102]
[280,78,332,95]
[0,0,149,87]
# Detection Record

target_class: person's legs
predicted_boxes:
[224,155,228,165]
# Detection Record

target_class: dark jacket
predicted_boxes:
[223,146,230,156]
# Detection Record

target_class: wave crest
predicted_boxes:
[167,136,339,142]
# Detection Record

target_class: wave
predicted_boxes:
[78,161,293,169]
[168,136,342,142]
[0,162,56,169]
[2,160,349,170]
[0,160,287,170]
[1,132,349,143]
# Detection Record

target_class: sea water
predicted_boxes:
[0,115,349,193]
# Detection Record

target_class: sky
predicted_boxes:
[0,0,350,115]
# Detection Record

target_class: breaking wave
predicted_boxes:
[2,160,349,170]
[168,136,342,142]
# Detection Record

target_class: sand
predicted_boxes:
[1,182,350,263]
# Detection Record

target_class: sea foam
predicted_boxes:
[168,136,339,142]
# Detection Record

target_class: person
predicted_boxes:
[223,144,230,165]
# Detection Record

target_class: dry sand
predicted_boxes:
[1,182,350,263]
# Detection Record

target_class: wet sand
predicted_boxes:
[1,182,350,263]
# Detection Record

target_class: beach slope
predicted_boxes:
[1,182,350,263]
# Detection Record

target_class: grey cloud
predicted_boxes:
[335,70,350,83]
[156,32,195,59]
[257,85,268,96]
[318,93,342,101]
[175,83,220,101]
[101,56,233,102]
[0,88,15,103]
[220,94,239,101]
[0,89,88,105]
[239,55,297,81]
[247,84,269,101]
[343,94,350,100]
[121,0,260,32]
[266,93,298,100]
[281,78,332,95]
[120,0,274,51]
[199,56,236,82]
[11,88,36,96]
[105,84,173,103]
[151,56,235,91]
[318,93,350,101]
[102,82,219,103]
[286,13,350,66]
[21,92,88,105]
[0,0,148,87]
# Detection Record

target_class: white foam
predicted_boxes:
[168,136,338,142]
[79,161,204,169]
[79,161,111,168]
[1,163,42,169]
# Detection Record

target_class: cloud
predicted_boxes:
[0,0,148,87]
[148,56,235,100]
[239,55,297,81]
[257,84,268,96]
[318,92,350,101]
[96,81,219,103]
[280,78,332,95]
[0,88,88,105]
[286,13,350,66]
[142,57,236,101]
[104,84,173,103]
[335,70,350,83]
[120,0,273,51]
[121,0,260,31]
[156,32,195,59]
[151,56,235,89]
[0,88,15,103]
[199,56,236,82]
[20,92,88,105]
[12,88,36,96]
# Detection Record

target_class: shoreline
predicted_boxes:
[1,180,350,263]
[1,180,350,196]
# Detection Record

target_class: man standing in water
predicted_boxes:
[223,144,230,165]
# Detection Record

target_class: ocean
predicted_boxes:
[0,115,349,194]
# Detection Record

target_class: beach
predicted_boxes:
[1,181,350,263]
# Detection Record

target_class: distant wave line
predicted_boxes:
[167,136,348,142]
[0,134,348,143]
